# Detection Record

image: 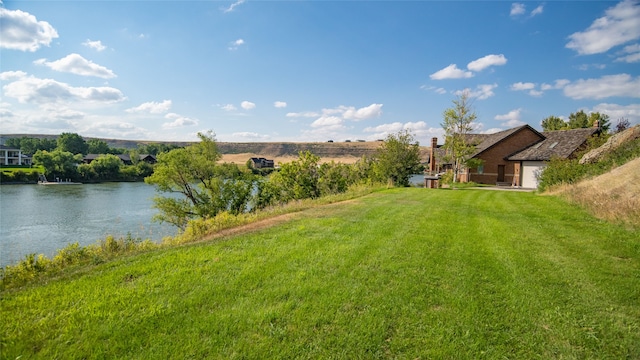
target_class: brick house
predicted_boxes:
[465,125,544,185]
[457,125,599,188]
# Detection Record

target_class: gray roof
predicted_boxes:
[471,125,544,158]
[507,127,599,161]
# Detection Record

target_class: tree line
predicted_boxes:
[145,131,422,229]
[3,133,183,182]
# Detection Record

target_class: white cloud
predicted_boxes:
[563,74,640,99]
[0,8,58,51]
[510,82,543,97]
[126,100,172,114]
[363,121,443,143]
[430,64,473,80]
[495,108,526,127]
[231,132,270,140]
[541,79,570,91]
[566,0,640,55]
[510,82,536,91]
[342,103,383,121]
[591,103,640,125]
[220,104,237,111]
[615,43,640,63]
[455,84,497,100]
[311,116,344,128]
[228,38,245,51]
[577,63,607,71]
[162,113,198,129]
[223,0,245,13]
[82,39,106,51]
[3,75,125,104]
[241,100,255,110]
[286,111,319,118]
[467,54,507,72]
[510,3,526,16]
[34,53,116,79]
[530,5,544,17]
[274,101,287,108]
[0,70,27,81]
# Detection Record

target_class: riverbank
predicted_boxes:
[2,188,639,358]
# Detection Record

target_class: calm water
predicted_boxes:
[0,182,177,267]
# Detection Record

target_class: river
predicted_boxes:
[0,182,177,268]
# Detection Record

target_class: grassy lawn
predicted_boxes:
[2,188,639,358]
[0,166,43,174]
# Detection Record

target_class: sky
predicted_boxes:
[1,0,639,145]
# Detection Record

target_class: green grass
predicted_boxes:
[2,188,639,358]
[0,165,43,174]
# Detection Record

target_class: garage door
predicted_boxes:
[522,161,547,189]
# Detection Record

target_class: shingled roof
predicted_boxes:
[471,125,544,158]
[507,127,599,161]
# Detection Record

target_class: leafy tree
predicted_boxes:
[541,116,567,131]
[145,132,255,228]
[373,129,421,187]
[615,118,631,133]
[87,139,110,154]
[138,143,180,155]
[57,133,88,155]
[33,149,82,180]
[441,92,477,183]
[90,154,123,179]
[6,137,56,154]
[318,161,352,195]
[274,151,322,200]
[568,110,589,129]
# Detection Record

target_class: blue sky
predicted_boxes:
[1,0,639,145]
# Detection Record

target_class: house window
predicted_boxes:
[477,165,484,174]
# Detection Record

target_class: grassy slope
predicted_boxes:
[2,189,639,359]
[547,157,640,225]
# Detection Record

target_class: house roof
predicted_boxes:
[507,127,599,161]
[471,125,544,158]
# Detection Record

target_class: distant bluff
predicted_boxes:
[217,141,384,159]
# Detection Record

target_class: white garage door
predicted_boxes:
[522,161,547,189]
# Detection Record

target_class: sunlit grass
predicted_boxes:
[2,188,639,358]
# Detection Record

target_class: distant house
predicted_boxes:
[249,157,274,169]
[83,154,156,165]
[457,125,600,188]
[0,145,31,166]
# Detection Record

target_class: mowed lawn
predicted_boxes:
[2,188,639,359]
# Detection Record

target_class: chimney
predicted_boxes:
[430,137,437,172]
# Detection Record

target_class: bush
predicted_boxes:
[539,138,640,192]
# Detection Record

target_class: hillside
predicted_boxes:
[547,157,640,225]
[0,134,431,164]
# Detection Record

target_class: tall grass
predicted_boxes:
[545,158,640,226]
